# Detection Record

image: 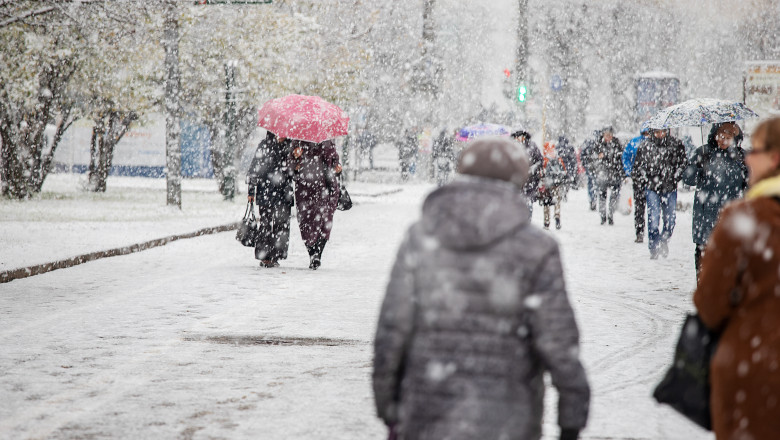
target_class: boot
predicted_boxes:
[309,239,327,270]
[608,216,614,225]
[590,200,597,211]
[555,218,561,230]
[600,215,606,225]
[635,232,643,243]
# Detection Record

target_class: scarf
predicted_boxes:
[746,175,780,200]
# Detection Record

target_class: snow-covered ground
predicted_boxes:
[1,174,711,440]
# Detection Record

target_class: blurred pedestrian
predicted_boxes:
[511,129,544,215]
[590,126,624,225]
[398,128,418,182]
[579,130,601,211]
[557,135,578,192]
[432,128,456,187]
[356,130,378,170]
[693,116,780,440]
[289,139,342,270]
[373,137,590,440]
[632,128,687,259]
[623,127,651,242]
[683,122,748,276]
[540,141,569,230]
[246,132,294,268]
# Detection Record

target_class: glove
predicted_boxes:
[560,428,579,440]
[247,195,255,203]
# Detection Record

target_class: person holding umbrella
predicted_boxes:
[693,117,780,440]
[623,127,651,243]
[290,139,343,270]
[683,122,748,277]
[255,94,349,270]
[246,131,294,268]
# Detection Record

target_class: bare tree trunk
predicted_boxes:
[87,110,137,192]
[163,0,182,208]
[0,50,77,199]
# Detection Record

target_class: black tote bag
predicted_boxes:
[652,313,719,430]
[236,201,259,247]
[337,181,353,211]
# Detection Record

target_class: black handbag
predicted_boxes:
[652,313,719,430]
[337,181,353,211]
[236,201,259,247]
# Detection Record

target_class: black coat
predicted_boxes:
[631,136,687,194]
[521,139,544,201]
[246,137,294,206]
[682,128,748,245]
[588,138,624,187]
[557,137,578,184]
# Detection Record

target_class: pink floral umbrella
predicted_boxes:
[257,94,349,143]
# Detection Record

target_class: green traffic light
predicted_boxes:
[517,85,527,102]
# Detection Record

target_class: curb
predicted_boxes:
[0,222,239,284]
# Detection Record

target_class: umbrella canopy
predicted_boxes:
[646,98,759,129]
[257,94,349,143]
[456,123,511,141]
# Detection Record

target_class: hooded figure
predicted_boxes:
[510,129,544,210]
[683,122,748,275]
[246,131,294,266]
[373,137,590,440]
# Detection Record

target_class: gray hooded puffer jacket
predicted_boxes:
[373,177,590,440]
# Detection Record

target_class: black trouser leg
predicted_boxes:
[694,244,706,281]
[607,183,620,220]
[633,184,646,236]
[272,204,292,260]
[255,207,274,260]
[598,187,608,220]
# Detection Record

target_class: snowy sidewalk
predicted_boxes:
[0,178,710,440]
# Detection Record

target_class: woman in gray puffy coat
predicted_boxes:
[373,137,590,440]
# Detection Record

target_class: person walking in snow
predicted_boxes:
[398,128,418,182]
[539,141,569,230]
[355,130,378,170]
[511,129,544,214]
[246,131,294,268]
[373,137,590,440]
[631,128,687,259]
[589,126,624,225]
[623,127,651,243]
[556,135,579,191]
[693,116,780,440]
[579,130,601,211]
[682,122,748,276]
[289,139,342,270]
[432,128,456,187]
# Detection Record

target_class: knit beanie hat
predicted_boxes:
[457,137,529,187]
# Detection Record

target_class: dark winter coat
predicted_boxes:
[519,138,543,201]
[694,188,780,440]
[631,135,687,194]
[432,131,455,161]
[586,137,624,187]
[579,131,601,177]
[398,132,418,163]
[290,140,341,247]
[682,127,748,245]
[557,136,578,184]
[373,177,590,440]
[246,135,294,206]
